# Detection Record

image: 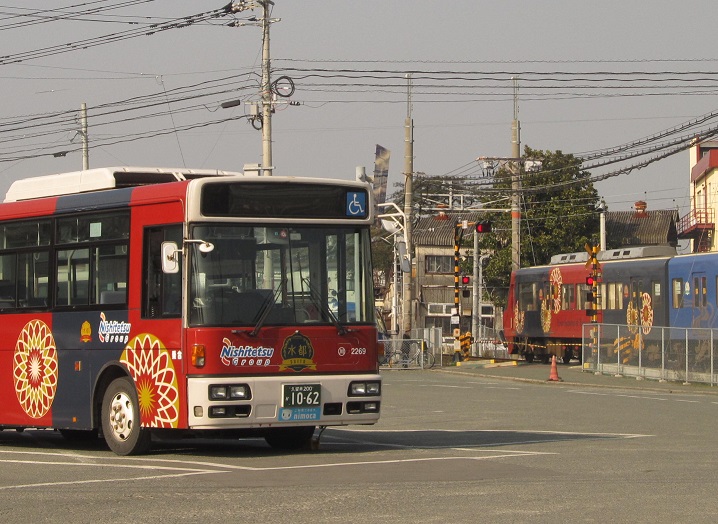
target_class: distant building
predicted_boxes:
[677,139,718,252]
[412,212,482,337]
[605,201,679,248]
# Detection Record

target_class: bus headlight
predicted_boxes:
[349,381,381,396]
[366,382,381,395]
[229,385,249,399]
[209,384,251,401]
[209,385,228,400]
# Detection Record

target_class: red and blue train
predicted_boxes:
[503,245,717,364]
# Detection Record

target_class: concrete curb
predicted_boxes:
[431,364,718,396]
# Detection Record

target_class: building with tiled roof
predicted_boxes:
[605,202,679,248]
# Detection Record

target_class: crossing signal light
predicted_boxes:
[475,221,492,233]
[586,275,596,286]
[461,275,470,297]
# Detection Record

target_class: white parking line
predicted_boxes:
[0,470,219,491]
[0,427,650,490]
[0,451,221,490]
[568,390,716,404]
[568,390,669,401]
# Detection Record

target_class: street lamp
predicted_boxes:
[378,202,409,336]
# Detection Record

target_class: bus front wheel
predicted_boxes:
[101,376,151,455]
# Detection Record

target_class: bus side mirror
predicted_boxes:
[161,241,180,274]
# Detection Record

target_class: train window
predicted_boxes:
[631,281,640,303]
[605,282,616,310]
[610,283,624,310]
[692,277,707,308]
[518,282,537,311]
[652,281,662,310]
[672,278,683,308]
[560,284,574,310]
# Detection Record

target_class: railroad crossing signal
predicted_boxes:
[584,243,601,321]
[461,274,470,297]
[459,331,472,359]
[475,221,492,233]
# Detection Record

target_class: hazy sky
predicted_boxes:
[0,0,715,215]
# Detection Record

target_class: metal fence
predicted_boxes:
[582,323,718,385]
[473,326,509,359]
[379,338,440,369]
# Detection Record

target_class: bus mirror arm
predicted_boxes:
[161,239,214,274]
[184,239,215,253]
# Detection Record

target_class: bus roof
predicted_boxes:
[4,166,243,202]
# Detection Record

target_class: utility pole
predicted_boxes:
[511,77,521,272]
[471,229,479,353]
[598,199,607,251]
[80,103,89,170]
[260,0,273,176]
[226,1,281,175]
[402,74,414,336]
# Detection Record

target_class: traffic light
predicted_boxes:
[461,275,470,286]
[476,221,492,233]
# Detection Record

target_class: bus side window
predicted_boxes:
[143,225,182,318]
[0,254,16,309]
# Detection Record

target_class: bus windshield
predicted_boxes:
[188,224,373,328]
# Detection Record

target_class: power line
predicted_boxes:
[0,3,234,65]
[0,0,158,30]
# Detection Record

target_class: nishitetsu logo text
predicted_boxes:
[220,337,274,366]
[98,312,131,344]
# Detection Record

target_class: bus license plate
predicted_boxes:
[283,384,321,407]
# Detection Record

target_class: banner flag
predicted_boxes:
[373,144,390,205]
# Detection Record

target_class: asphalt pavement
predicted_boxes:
[434,356,718,394]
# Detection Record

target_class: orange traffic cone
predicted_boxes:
[547,355,563,382]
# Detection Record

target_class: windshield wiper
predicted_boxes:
[248,285,282,337]
[303,278,350,336]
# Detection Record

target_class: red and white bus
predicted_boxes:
[0,167,381,454]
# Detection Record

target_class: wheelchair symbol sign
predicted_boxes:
[346,191,367,217]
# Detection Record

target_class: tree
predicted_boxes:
[481,146,600,306]
[371,222,394,294]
